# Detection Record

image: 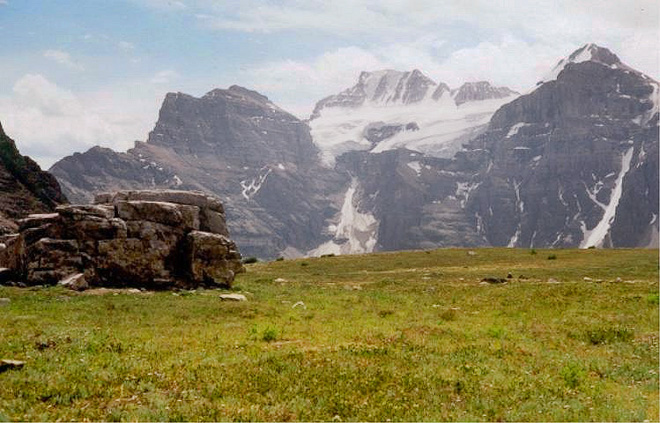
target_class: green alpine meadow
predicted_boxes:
[0,248,657,421]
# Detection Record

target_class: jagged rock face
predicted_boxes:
[51,146,174,204]
[51,86,347,259]
[0,121,67,233]
[453,82,519,106]
[331,150,486,252]
[0,190,243,289]
[463,45,659,248]
[310,70,438,119]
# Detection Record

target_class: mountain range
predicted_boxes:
[20,43,659,258]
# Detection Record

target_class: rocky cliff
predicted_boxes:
[0,121,67,234]
[51,86,347,258]
[463,44,659,248]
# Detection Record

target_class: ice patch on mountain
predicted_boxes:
[308,179,378,256]
[506,122,529,138]
[407,161,422,176]
[310,96,514,166]
[240,167,272,201]
[580,147,634,248]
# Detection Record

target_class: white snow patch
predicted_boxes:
[240,167,272,201]
[308,179,378,256]
[310,94,516,166]
[507,225,521,248]
[580,147,634,248]
[407,161,422,176]
[277,163,285,170]
[172,175,183,186]
[512,180,524,213]
[640,81,660,127]
[506,123,529,138]
[456,181,481,209]
[532,155,542,162]
[558,186,569,207]
[537,44,598,86]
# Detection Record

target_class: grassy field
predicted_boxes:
[0,248,658,421]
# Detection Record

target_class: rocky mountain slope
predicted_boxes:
[51,44,659,256]
[51,86,347,258]
[463,43,659,248]
[306,44,658,253]
[0,120,67,233]
[308,69,519,165]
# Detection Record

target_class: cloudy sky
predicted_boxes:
[0,0,658,168]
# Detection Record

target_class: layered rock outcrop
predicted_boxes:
[0,190,243,289]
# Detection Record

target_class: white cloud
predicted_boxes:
[137,0,187,11]
[244,37,572,117]
[43,49,85,71]
[244,26,658,118]
[0,74,163,168]
[150,69,180,84]
[245,46,386,117]
[118,41,136,51]
[187,0,658,41]
[144,0,658,117]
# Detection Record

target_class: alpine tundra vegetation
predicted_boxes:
[0,248,658,421]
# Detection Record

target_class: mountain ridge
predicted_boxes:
[48,43,659,257]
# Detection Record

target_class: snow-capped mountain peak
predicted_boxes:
[309,69,519,165]
[537,43,625,86]
[310,69,440,119]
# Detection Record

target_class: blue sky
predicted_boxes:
[0,0,658,167]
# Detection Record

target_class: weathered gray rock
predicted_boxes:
[0,189,244,289]
[219,293,247,301]
[17,213,60,231]
[0,359,25,372]
[100,190,224,213]
[116,201,200,231]
[58,273,89,291]
[187,231,243,286]
[56,204,115,220]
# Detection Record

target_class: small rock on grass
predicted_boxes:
[58,273,89,291]
[0,359,25,373]
[547,278,560,284]
[219,293,247,302]
[481,277,506,284]
[292,301,306,309]
[0,298,9,306]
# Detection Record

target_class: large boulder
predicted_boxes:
[0,189,243,289]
